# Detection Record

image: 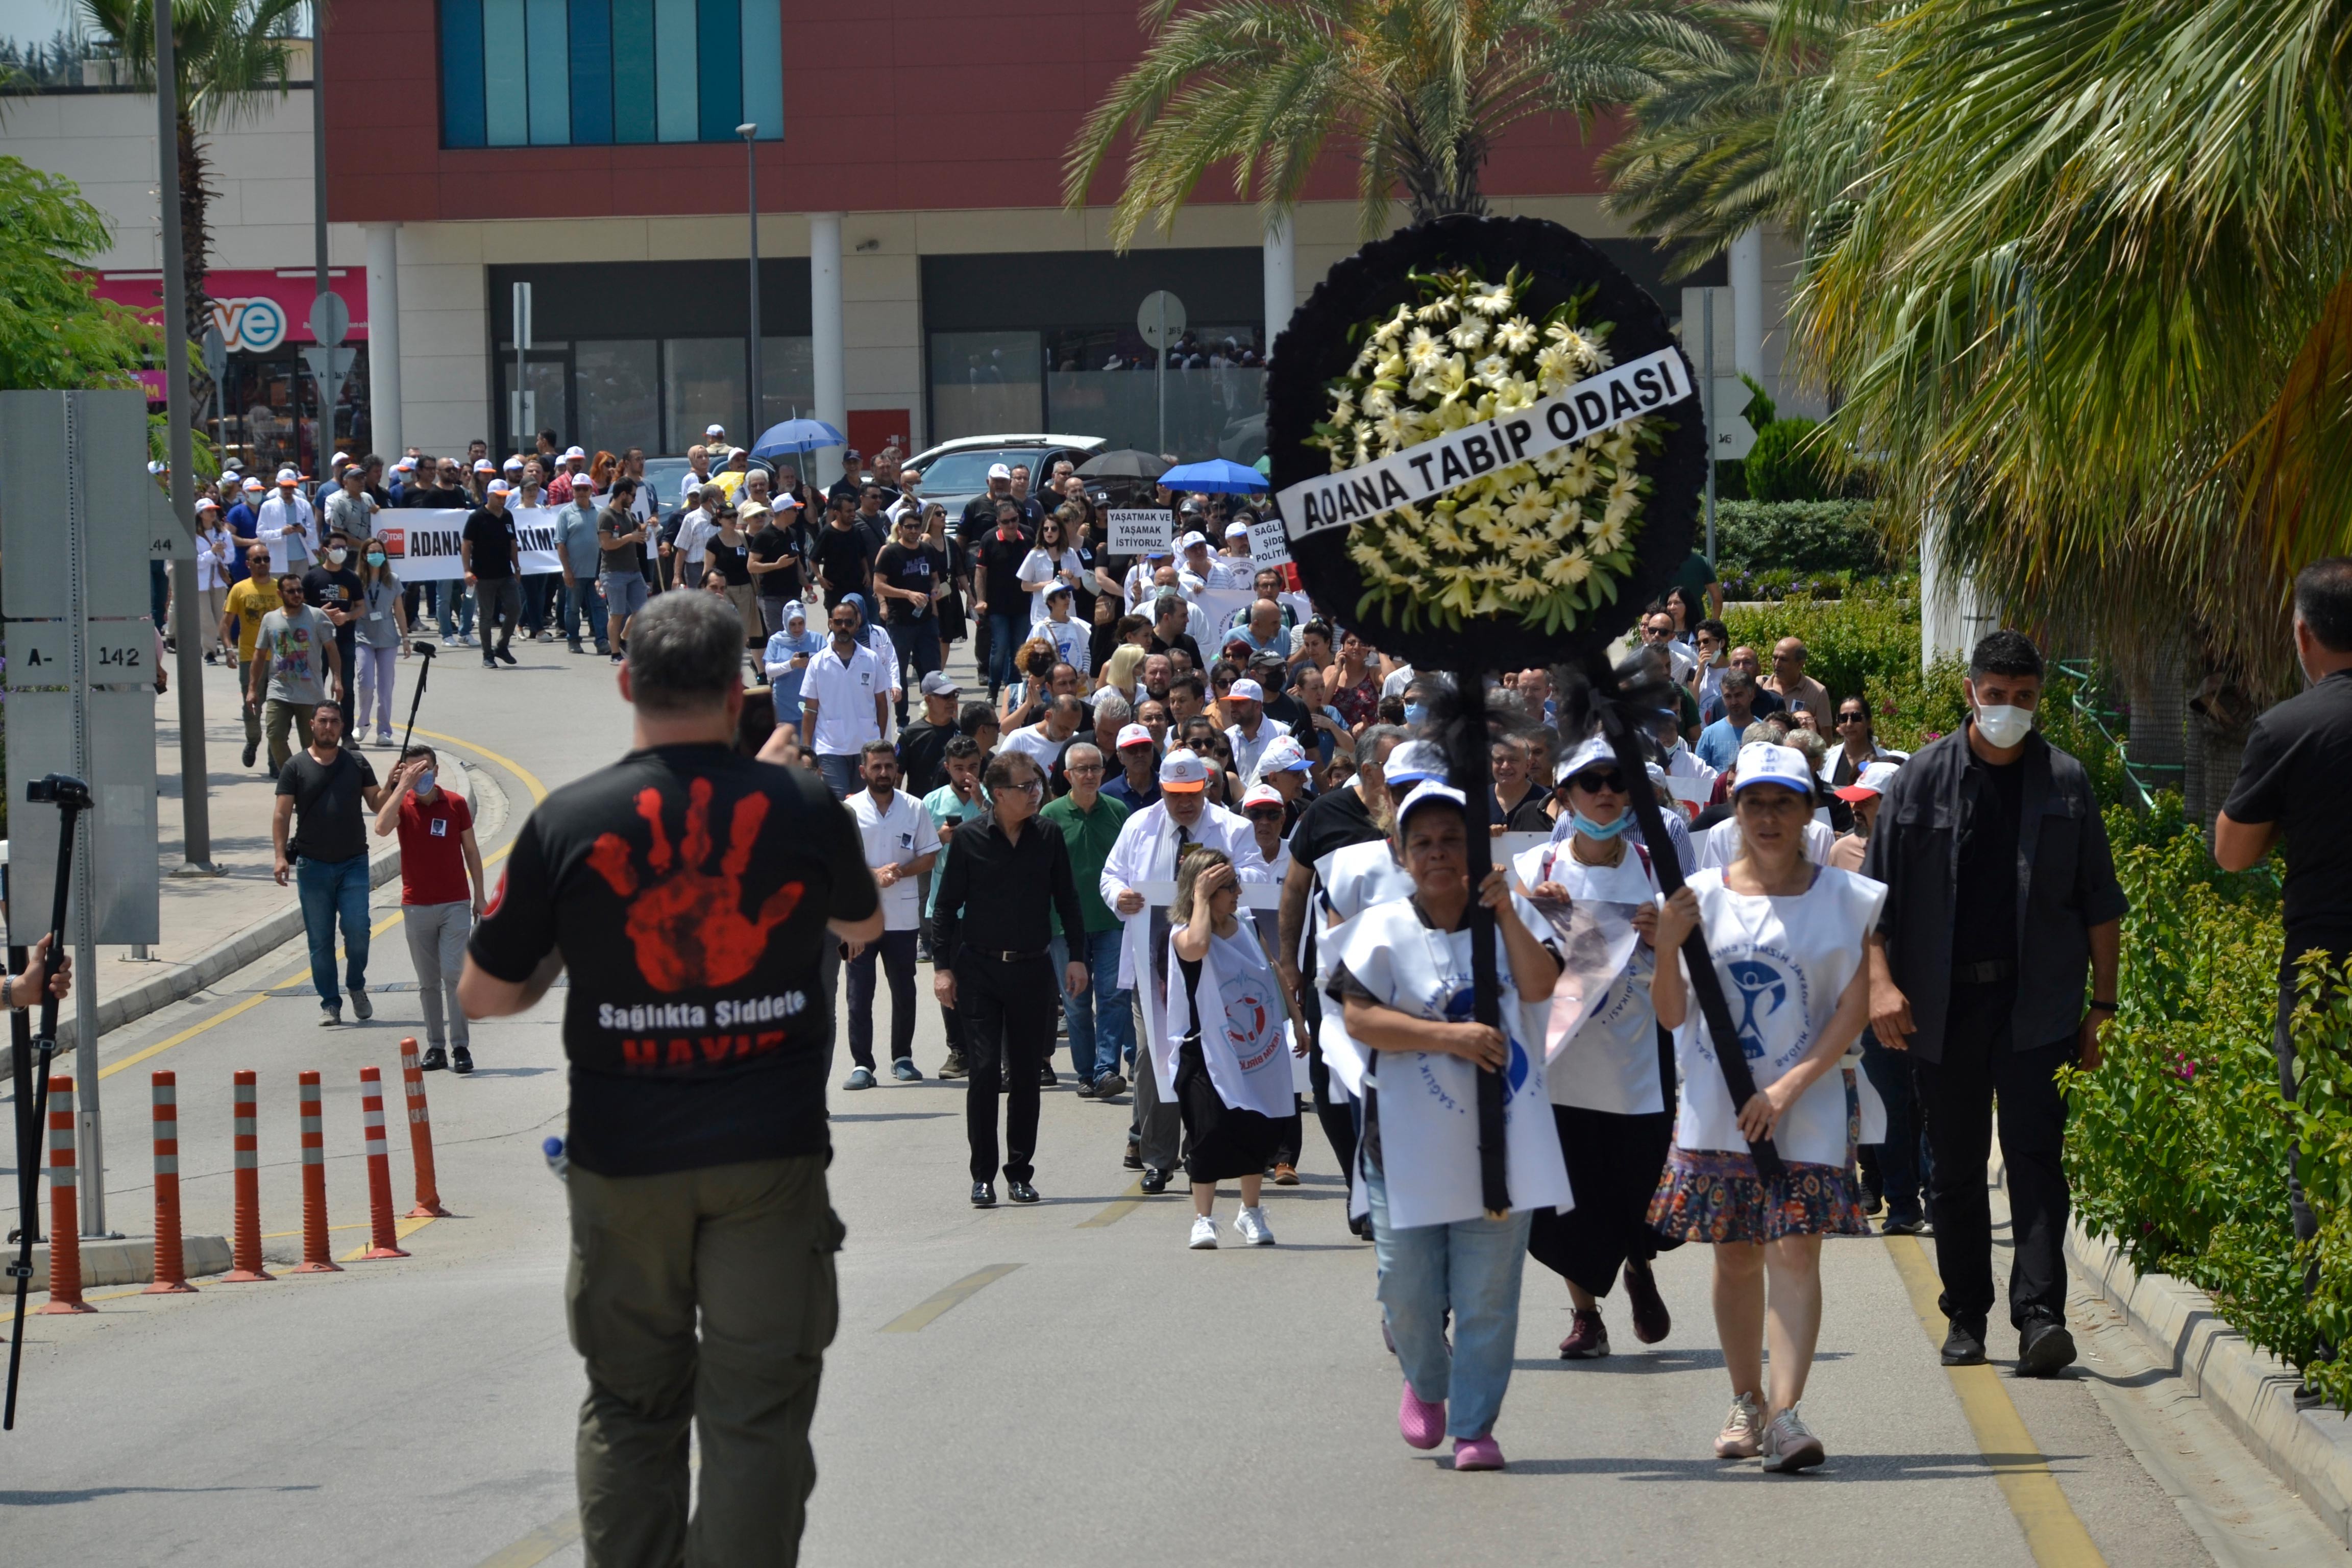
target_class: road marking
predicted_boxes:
[877,1263,1021,1333]
[1076,1178,1148,1228]
[410,726,551,803]
[1884,1234,2108,1567]
[471,1507,580,1568]
[336,1213,437,1263]
[48,1217,439,1303]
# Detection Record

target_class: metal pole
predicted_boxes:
[61,396,109,1237]
[311,26,334,469]
[1701,286,1717,567]
[156,2,213,871]
[742,127,762,450]
[1156,296,1167,458]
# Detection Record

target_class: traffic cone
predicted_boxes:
[141,1071,197,1294]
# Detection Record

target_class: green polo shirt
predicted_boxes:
[1040,790,1130,936]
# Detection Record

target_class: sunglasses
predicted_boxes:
[1837,712,1868,725]
[1246,806,1285,820]
[1565,769,1626,793]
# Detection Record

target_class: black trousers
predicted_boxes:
[957,951,1055,1183]
[847,929,918,1069]
[1915,982,2072,1329]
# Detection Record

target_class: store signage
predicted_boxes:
[212,295,289,353]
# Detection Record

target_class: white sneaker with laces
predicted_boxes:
[1759,1403,1825,1473]
[1714,1391,1765,1458]
[1188,1215,1219,1250]
[1234,1206,1276,1246]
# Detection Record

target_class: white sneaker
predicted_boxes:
[1759,1403,1825,1473]
[1188,1215,1219,1250]
[1714,1391,1765,1458]
[1234,1205,1275,1246]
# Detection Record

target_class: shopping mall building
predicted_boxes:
[4,1,1804,477]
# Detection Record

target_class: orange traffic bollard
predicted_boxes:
[356,1067,409,1260]
[37,1076,93,1315]
[398,1039,450,1218]
[290,1071,340,1274]
[220,1070,273,1283]
[142,1071,197,1294]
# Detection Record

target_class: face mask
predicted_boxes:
[1973,702,2034,749]
[326,547,347,566]
[1572,809,1632,841]
[411,769,436,795]
[365,551,386,567]
[1402,702,1425,727]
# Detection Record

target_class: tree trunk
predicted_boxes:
[178,108,214,419]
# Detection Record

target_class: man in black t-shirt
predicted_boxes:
[872,510,945,724]
[2217,556,2352,1335]
[972,502,1034,699]
[461,481,523,668]
[748,505,805,636]
[459,592,881,1566]
[302,530,364,704]
[273,699,384,1024]
[811,505,874,609]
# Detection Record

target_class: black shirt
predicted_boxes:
[957,495,1007,546]
[463,507,519,579]
[2224,668,2352,962]
[277,745,379,863]
[811,523,873,597]
[1952,745,2024,968]
[874,541,945,624]
[931,813,1086,960]
[750,524,802,599]
[896,717,955,797]
[466,745,878,1178]
[1262,692,1308,734]
[1489,787,1554,832]
[1147,629,1205,669]
[710,532,753,587]
[302,564,363,668]
[404,484,468,509]
[975,530,1033,614]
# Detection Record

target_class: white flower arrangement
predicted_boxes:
[1306,264,1660,633]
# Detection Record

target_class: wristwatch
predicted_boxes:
[2087,999,2118,1013]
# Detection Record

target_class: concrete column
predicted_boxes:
[810,212,844,475]
[1729,226,1765,383]
[363,222,402,458]
[1262,214,1296,360]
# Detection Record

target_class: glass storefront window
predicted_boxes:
[210,346,372,476]
[1038,323,1263,461]
[575,339,659,457]
[664,337,745,453]
[500,350,571,452]
[758,335,817,434]
[929,331,1042,442]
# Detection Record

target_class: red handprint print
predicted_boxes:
[586,781,805,992]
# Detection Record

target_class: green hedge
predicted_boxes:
[1745,416,1835,501]
[1711,500,1891,578]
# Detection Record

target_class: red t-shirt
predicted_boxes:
[397,789,475,905]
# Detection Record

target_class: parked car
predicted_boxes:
[908,433,1106,522]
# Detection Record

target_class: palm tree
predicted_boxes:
[1064,0,1658,248]
[77,0,305,397]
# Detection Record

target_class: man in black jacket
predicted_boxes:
[1863,629,2126,1377]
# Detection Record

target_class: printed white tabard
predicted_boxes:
[1512,840,1661,1115]
[1162,919,1296,1120]
[1337,897,1571,1228]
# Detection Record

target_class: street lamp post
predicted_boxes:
[739,124,762,451]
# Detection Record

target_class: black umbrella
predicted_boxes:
[1076,448,1167,479]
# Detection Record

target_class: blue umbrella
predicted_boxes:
[1158,458,1267,495]
[752,418,848,458]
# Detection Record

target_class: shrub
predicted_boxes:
[1722,580,1925,729]
[1711,500,1890,577]
[1744,416,1834,502]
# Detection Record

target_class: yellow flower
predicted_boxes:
[1501,573,1545,603]
[1474,353,1511,387]
[1533,445,1572,477]
[1349,537,1387,572]
[1534,344,1578,395]
[1507,533,1548,566]
[1371,412,1408,452]
[1474,583,1508,617]
[1562,449,1597,497]
[1437,400,1477,431]
[1437,570,1479,616]
[1373,306,1411,346]
[1493,315,1538,354]
[1427,515,1472,555]
[1406,327,1444,373]
[1432,354,1470,400]
[1416,297,1457,325]
[1448,315,1489,353]
[1388,528,1430,568]
[1330,389,1356,425]
[1602,427,1639,467]
[1590,511,1630,554]
[1543,549,1594,587]
[1494,372,1541,412]
[1374,352,1407,381]
[1361,385,1395,419]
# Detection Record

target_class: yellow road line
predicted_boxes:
[1075,1178,1148,1229]
[472,1509,581,1568]
[410,726,550,803]
[877,1263,1022,1333]
[1884,1234,2108,1566]
[54,1216,438,1302]
[336,1212,437,1263]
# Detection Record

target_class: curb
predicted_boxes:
[18,1234,232,1293]
[0,760,475,1079]
[2064,1216,2352,1548]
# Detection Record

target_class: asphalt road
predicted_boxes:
[0,631,2342,1567]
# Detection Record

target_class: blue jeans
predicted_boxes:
[295,853,371,1008]
[847,928,919,1069]
[1048,927,1130,1083]
[437,581,475,638]
[986,610,1023,694]
[816,752,861,799]
[1366,1164,1532,1441]
[561,576,609,649]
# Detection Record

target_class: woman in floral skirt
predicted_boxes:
[1650,742,1883,1474]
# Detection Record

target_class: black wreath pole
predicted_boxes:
[1445,677,1511,1217]
[1584,650,1783,1179]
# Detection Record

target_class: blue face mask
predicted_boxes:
[1572,809,1631,841]
[1402,702,1426,728]
[412,768,436,795]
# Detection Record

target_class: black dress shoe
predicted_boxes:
[1122,1143,1144,1171]
[970,1183,996,1208]
[420,1045,448,1071]
[1139,1166,1170,1195]
[1007,1180,1039,1204]
[2015,1316,2078,1378]
[1942,1315,1989,1366]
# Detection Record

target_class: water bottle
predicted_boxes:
[543,1135,569,1181]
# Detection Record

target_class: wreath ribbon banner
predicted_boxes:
[1274,346,1697,544]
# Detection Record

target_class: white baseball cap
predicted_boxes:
[1834,759,1901,802]
[1258,736,1311,774]
[1241,783,1284,812]
[1395,780,1469,827]
[330,451,350,467]
[1383,739,1448,786]
[473,458,497,473]
[502,455,525,471]
[1116,722,1154,751]
[391,457,415,472]
[1158,748,1211,792]
[1044,580,1073,600]
[1224,522,1251,538]
[987,462,1012,481]
[1554,734,1616,786]
[242,476,266,492]
[275,467,300,484]
[705,424,726,438]
[1227,677,1265,703]
[486,479,516,497]
[1732,742,1816,798]
[562,446,587,461]
[194,497,219,513]
[1178,530,1209,550]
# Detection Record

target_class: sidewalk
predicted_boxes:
[2,656,481,1068]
